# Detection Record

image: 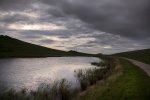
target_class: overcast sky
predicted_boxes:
[0,0,150,54]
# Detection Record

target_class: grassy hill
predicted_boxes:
[113,49,150,64]
[0,35,93,58]
[79,59,150,100]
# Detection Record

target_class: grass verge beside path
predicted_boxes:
[79,59,150,100]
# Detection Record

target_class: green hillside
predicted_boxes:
[0,35,93,58]
[114,49,150,64]
[79,59,150,100]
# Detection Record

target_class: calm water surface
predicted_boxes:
[0,57,99,90]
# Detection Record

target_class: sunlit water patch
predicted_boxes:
[0,57,100,91]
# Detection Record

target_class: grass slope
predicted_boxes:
[79,59,150,100]
[114,49,150,64]
[0,35,93,58]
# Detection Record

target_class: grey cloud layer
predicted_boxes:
[1,0,150,38]
[0,0,150,54]
[41,0,150,39]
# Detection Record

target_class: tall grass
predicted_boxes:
[75,57,116,91]
[91,60,107,67]
[0,79,72,100]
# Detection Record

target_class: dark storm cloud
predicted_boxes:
[1,0,150,39]
[19,30,73,38]
[21,34,41,39]
[0,0,34,11]
[0,0,150,54]
[41,0,150,39]
[0,13,30,23]
[71,35,150,54]
[2,0,150,39]
[39,39,55,44]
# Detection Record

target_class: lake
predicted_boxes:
[0,57,100,91]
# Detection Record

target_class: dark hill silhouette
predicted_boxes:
[0,35,94,58]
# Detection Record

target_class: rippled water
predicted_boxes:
[0,57,100,90]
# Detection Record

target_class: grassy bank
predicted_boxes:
[79,59,150,100]
[114,49,150,64]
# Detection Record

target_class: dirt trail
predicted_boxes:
[123,58,150,77]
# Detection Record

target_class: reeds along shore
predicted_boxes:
[0,79,72,100]
[75,56,116,91]
[0,56,117,100]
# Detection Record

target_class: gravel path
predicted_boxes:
[124,58,150,77]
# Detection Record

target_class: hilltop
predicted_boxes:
[0,35,93,58]
[113,49,150,64]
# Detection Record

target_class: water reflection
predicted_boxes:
[0,57,99,90]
